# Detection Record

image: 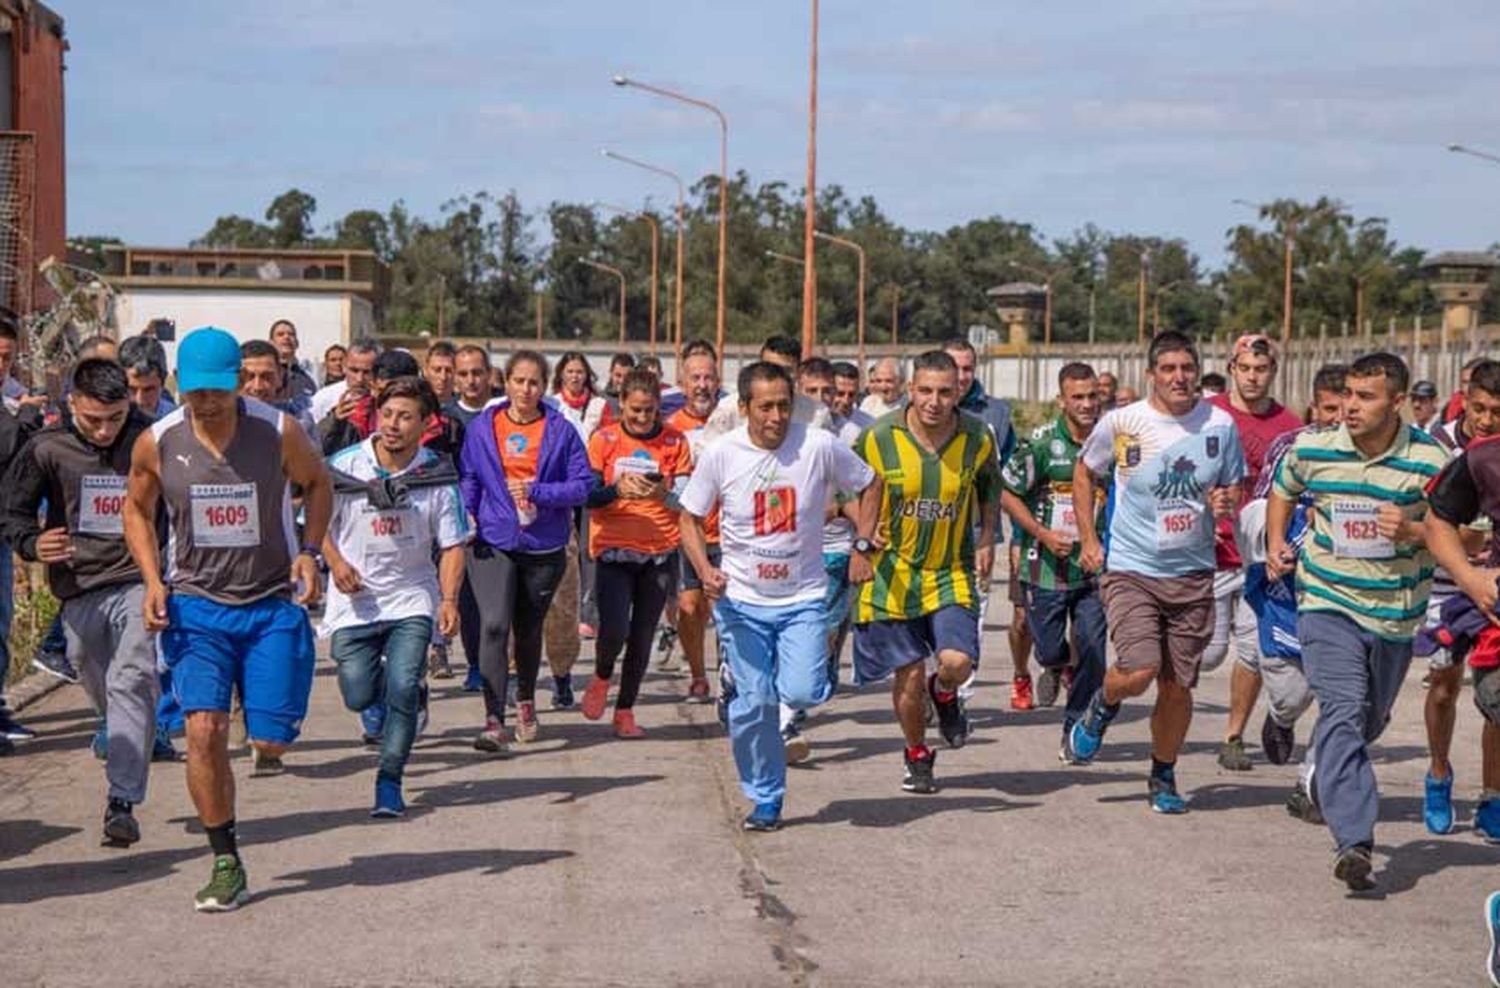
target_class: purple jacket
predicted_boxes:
[458,401,592,552]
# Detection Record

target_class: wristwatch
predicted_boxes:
[853,537,876,554]
[298,545,325,568]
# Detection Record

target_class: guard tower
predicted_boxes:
[1420,251,1498,337]
[984,282,1046,348]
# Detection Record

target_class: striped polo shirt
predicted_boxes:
[1271,422,1448,640]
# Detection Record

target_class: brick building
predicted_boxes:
[1,0,66,314]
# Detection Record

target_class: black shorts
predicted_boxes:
[679,544,723,593]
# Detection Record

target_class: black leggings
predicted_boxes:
[594,556,675,710]
[467,545,568,721]
[457,562,481,671]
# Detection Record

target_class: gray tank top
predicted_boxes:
[153,397,296,605]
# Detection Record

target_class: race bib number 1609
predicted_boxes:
[190,483,261,548]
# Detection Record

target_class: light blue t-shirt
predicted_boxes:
[1080,398,1245,578]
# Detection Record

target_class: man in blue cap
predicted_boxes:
[122,326,333,912]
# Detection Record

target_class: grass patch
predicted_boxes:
[5,561,60,691]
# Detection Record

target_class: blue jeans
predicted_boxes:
[714,597,831,803]
[822,553,852,689]
[331,616,433,783]
[1024,583,1107,725]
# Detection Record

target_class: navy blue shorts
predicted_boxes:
[852,604,981,685]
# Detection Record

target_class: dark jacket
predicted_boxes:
[1,407,153,600]
[320,395,465,461]
[458,401,591,552]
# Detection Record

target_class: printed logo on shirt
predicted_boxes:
[1153,455,1204,500]
[506,433,529,456]
[899,498,957,522]
[1116,433,1141,469]
[1206,435,1220,459]
[754,487,797,535]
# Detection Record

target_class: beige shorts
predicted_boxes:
[1100,570,1215,688]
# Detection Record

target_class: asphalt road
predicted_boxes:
[1,597,1496,987]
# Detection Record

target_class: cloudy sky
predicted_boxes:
[65,0,1500,266]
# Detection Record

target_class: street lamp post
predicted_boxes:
[1136,249,1150,344]
[800,0,820,360]
[601,149,686,363]
[612,75,729,360]
[1007,260,1054,344]
[813,230,865,371]
[1448,143,1500,167]
[1233,197,1339,344]
[598,202,660,355]
[578,258,627,344]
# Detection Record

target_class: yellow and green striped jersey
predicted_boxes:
[1271,422,1447,641]
[854,409,1001,622]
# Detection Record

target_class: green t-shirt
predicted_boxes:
[1000,416,1102,591]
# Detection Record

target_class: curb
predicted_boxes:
[6,671,69,712]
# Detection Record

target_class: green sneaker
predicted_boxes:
[1217,737,1253,772]
[194,854,249,912]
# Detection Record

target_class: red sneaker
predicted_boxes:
[581,676,610,721]
[578,623,597,640]
[1010,675,1034,711]
[515,701,539,743]
[613,708,646,738]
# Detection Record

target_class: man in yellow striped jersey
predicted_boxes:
[850,350,1001,794]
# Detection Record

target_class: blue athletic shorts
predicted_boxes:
[852,604,981,685]
[822,553,851,635]
[161,594,316,744]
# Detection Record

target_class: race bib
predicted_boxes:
[1048,493,1079,539]
[1155,497,1203,551]
[749,552,795,594]
[614,455,661,478]
[1330,498,1394,559]
[190,483,260,548]
[77,475,127,536]
[364,509,417,557]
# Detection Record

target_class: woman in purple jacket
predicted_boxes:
[459,350,591,754]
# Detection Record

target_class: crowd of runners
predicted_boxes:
[3,313,1500,914]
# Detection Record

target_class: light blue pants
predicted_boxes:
[714,596,831,803]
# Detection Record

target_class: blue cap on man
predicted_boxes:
[176,327,241,393]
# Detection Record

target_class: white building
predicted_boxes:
[101,246,387,382]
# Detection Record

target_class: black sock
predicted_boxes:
[206,819,238,859]
[1093,691,1121,720]
[1150,757,1175,780]
[108,797,132,814]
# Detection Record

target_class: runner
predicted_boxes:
[438,344,493,688]
[269,320,316,401]
[860,357,903,419]
[122,327,332,911]
[1067,331,1245,814]
[850,350,1001,794]
[1096,372,1119,409]
[1208,334,1304,772]
[680,361,874,830]
[830,362,863,422]
[322,344,346,387]
[424,341,456,408]
[319,349,463,459]
[1000,362,1106,759]
[322,376,469,816]
[310,337,380,424]
[1411,380,1441,434]
[580,368,692,736]
[1267,351,1446,890]
[445,345,494,429]
[1419,358,1500,836]
[665,342,725,702]
[704,336,830,442]
[457,350,591,752]
[603,352,635,417]
[1,358,159,844]
[239,340,315,434]
[119,335,177,419]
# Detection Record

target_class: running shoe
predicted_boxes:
[194,855,250,912]
[102,798,139,847]
[743,798,783,832]
[902,746,938,794]
[612,708,645,739]
[686,677,711,703]
[1065,691,1118,765]
[152,724,180,762]
[1476,798,1500,845]
[0,704,36,741]
[552,675,575,709]
[655,626,680,670]
[1333,844,1376,892]
[579,622,597,640]
[371,777,406,819]
[1217,736,1253,772]
[929,673,970,749]
[428,643,453,680]
[782,722,811,764]
[515,701,540,743]
[462,666,484,693]
[91,722,107,761]
[581,676,611,721]
[31,649,78,684]
[0,736,12,756]
[1035,666,1063,708]
[415,682,430,738]
[1010,674,1034,711]
[1058,720,1079,765]
[1485,890,1500,987]
[360,703,386,746]
[250,747,284,777]
[1260,713,1295,766]
[473,717,511,755]
[1424,766,1456,835]
[1148,768,1188,815]
[716,664,737,728]
[1285,782,1324,825]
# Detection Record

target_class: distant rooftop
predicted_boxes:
[986,281,1048,299]
[98,245,388,302]
[1421,251,1500,271]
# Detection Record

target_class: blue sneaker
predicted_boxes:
[1476,798,1500,845]
[91,722,108,761]
[1065,691,1117,765]
[1486,890,1500,986]
[1424,766,1455,835]
[743,798,783,832]
[360,703,387,746]
[371,776,406,818]
[462,666,484,693]
[1149,768,1189,815]
[151,724,179,762]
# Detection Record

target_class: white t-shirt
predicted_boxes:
[679,423,874,606]
[859,393,897,419]
[310,379,348,423]
[822,409,874,555]
[702,390,831,446]
[321,440,471,636]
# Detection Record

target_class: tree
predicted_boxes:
[265,189,318,248]
[331,209,392,260]
[194,215,273,249]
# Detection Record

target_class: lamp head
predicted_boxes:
[611,75,629,87]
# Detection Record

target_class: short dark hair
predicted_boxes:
[71,357,129,404]
[683,338,717,362]
[798,357,834,381]
[348,337,382,358]
[77,334,116,359]
[1467,360,1500,398]
[551,351,596,394]
[119,335,167,379]
[240,339,280,365]
[911,349,958,378]
[1200,371,1227,392]
[1312,363,1347,396]
[1147,330,1199,371]
[505,349,549,382]
[940,337,977,358]
[374,349,422,381]
[1347,351,1410,396]
[0,317,19,343]
[324,343,347,357]
[831,361,859,381]
[638,356,664,377]
[610,352,636,371]
[375,375,437,418]
[738,361,793,404]
[268,319,297,338]
[426,341,456,361]
[1058,361,1096,389]
[1464,356,1488,374]
[455,344,490,367]
[619,368,662,402]
[760,335,801,363]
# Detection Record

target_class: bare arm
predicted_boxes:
[848,475,885,585]
[1264,492,1296,582]
[678,511,726,599]
[124,430,169,630]
[1072,458,1103,572]
[282,414,332,605]
[436,544,465,637]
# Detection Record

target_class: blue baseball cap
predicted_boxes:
[177,327,241,393]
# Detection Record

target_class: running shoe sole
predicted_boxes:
[1334,848,1376,892]
[31,654,79,684]
[194,889,250,913]
[784,733,811,764]
[370,805,406,819]
[102,813,140,847]
[473,735,511,756]
[1035,668,1062,708]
